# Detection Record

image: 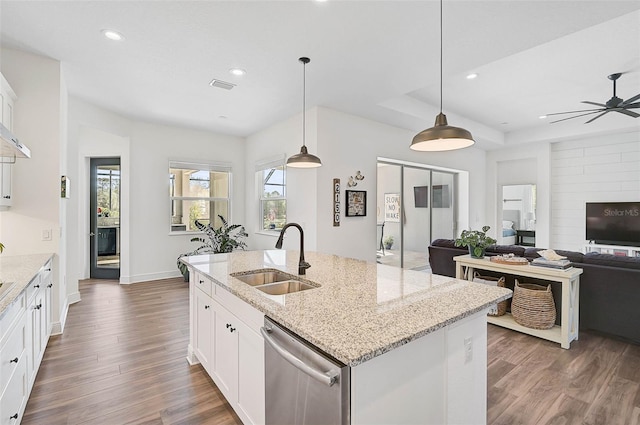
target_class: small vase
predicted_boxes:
[469,246,486,259]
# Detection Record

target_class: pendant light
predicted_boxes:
[411,0,475,151]
[287,57,322,168]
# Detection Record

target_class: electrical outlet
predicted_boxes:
[42,229,52,241]
[464,337,473,364]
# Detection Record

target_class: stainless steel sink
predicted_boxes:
[255,280,316,295]
[230,269,319,294]
[231,269,294,286]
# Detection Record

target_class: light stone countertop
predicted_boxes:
[183,250,513,367]
[0,253,54,318]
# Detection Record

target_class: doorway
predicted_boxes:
[376,161,457,270]
[90,157,121,279]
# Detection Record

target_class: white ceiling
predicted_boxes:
[1,1,639,150]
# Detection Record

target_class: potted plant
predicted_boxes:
[177,215,248,281]
[383,235,394,250]
[454,226,497,258]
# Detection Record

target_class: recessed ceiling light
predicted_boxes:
[102,29,124,41]
[466,73,478,80]
[539,115,548,119]
[229,68,246,76]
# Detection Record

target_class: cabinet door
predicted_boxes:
[0,352,27,425]
[194,289,213,373]
[0,162,11,208]
[27,291,43,381]
[213,301,238,403]
[236,320,265,425]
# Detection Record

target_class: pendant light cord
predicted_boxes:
[302,59,306,148]
[439,0,443,114]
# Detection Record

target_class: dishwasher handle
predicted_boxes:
[261,326,339,387]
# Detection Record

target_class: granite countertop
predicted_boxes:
[0,253,54,318]
[183,250,512,367]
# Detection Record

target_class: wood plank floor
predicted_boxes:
[23,278,640,424]
[22,278,241,425]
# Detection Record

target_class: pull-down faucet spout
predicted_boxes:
[275,223,310,275]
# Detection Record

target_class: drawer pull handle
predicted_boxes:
[10,357,18,363]
[230,327,236,333]
[34,284,40,288]
[35,304,42,310]
[47,284,53,288]
[199,280,204,284]
[226,323,231,328]
[45,268,52,271]
[204,305,210,310]
[10,413,18,420]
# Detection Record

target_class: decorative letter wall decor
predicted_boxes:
[333,178,340,226]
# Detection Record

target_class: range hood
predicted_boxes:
[0,122,30,159]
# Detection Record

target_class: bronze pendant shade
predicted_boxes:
[287,57,322,168]
[411,0,474,152]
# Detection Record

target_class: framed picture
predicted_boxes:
[384,193,400,222]
[346,190,367,217]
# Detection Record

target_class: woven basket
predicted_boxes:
[472,273,507,317]
[511,280,556,329]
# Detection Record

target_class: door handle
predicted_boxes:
[89,232,95,237]
[260,326,339,387]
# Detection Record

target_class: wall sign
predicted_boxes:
[333,178,340,226]
[384,193,400,222]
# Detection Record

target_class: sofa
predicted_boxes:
[428,239,640,344]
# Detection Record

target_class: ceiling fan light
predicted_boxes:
[286,145,322,168]
[411,113,475,151]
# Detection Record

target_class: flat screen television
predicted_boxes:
[586,202,640,246]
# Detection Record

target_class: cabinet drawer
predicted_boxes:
[0,351,27,425]
[25,274,42,304]
[0,293,25,344]
[194,272,212,297]
[214,286,264,333]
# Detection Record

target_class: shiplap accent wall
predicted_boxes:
[550,130,640,252]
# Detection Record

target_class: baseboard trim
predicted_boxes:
[121,270,182,285]
[51,291,81,335]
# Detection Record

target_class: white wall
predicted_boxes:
[550,130,640,251]
[0,48,65,331]
[68,97,246,284]
[315,107,486,262]
[244,109,319,252]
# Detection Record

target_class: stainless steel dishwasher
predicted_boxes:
[261,317,350,425]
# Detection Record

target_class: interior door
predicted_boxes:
[90,157,121,279]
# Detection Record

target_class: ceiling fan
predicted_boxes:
[547,73,640,124]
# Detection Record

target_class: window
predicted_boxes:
[258,159,286,232]
[169,161,231,232]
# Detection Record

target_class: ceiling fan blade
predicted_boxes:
[546,108,604,116]
[623,102,640,109]
[585,111,610,124]
[613,108,640,118]
[550,110,602,124]
[582,101,607,107]
[620,94,640,107]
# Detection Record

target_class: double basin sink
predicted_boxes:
[231,269,318,295]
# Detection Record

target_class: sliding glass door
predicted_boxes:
[376,161,456,270]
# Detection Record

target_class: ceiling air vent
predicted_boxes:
[209,79,236,90]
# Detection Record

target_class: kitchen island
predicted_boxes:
[182,250,512,425]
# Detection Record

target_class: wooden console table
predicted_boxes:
[454,255,583,349]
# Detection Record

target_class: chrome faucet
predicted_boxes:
[275,223,311,275]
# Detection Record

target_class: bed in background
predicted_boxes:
[501,209,520,245]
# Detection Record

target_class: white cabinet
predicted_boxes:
[584,243,640,257]
[0,72,16,210]
[189,271,265,425]
[194,287,213,373]
[0,258,53,425]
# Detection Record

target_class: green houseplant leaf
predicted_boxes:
[454,225,497,258]
[177,215,248,280]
